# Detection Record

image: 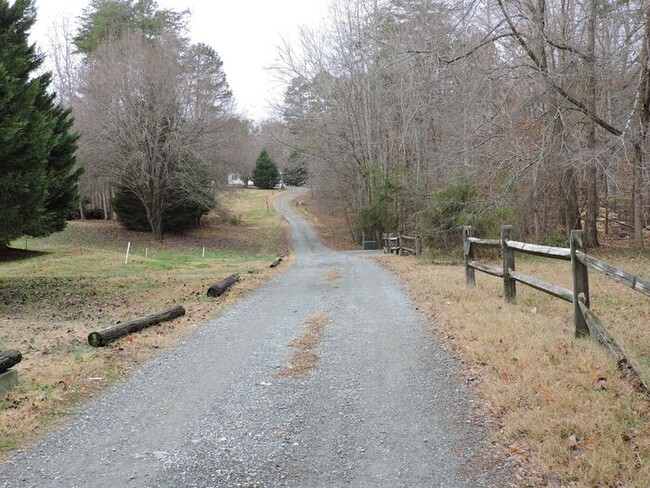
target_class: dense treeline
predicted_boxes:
[278,0,650,249]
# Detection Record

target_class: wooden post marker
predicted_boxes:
[463,226,475,286]
[570,230,590,337]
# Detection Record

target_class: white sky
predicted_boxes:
[31,0,329,121]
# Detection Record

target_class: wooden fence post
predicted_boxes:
[415,236,421,256]
[398,233,404,256]
[570,230,590,337]
[463,226,475,286]
[501,225,516,302]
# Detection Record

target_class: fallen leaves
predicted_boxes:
[276,314,331,378]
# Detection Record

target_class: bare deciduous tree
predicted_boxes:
[78,33,229,239]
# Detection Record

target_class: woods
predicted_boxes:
[277,0,650,249]
[3,0,649,248]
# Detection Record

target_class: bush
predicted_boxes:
[283,149,308,186]
[84,208,105,220]
[545,234,568,247]
[356,201,394,241]
[112,186,212,233]
[354,167,415,241]
[418,179,516,251]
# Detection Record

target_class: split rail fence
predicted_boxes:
[463,225,650,394]
[382,233,421,255]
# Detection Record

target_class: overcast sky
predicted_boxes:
[31,0,329,121]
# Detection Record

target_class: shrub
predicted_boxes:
[112,186,212,233]
[283,149,308,186]
[418,179,516,251]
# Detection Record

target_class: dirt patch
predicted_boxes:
[276,313,330,378]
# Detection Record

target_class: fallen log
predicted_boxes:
[0,350,21,373]
[270,257,283,268]
[88,305,185,347]
[207,273,239,298]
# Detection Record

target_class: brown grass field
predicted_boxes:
[300,194,650,487]
[0,189,289,455]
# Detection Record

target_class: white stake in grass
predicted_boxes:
[145,248,148,258]
[202,247,205,258]
[125,241,131,264]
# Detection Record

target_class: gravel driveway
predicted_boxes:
[0,188,511,487]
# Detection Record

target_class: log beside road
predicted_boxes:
[0,350,21,373]
[207,273,239,298]
[270,257,283,268]
[88,305,186,347]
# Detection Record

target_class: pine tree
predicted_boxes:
[74,0,187,55]
[283,148,308,187]
[252,149,280,190]
[0,0,81,247]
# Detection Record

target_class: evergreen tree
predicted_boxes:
[74,0,187,55]
[252,149,280,189]
[283,148,308,186]
[0,0,81,247]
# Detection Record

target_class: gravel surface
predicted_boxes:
[0,188,513,487]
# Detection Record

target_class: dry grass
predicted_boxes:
[288,184,650,485]
[0,189,289,455]
[324,267,342,282]
[276,313,330,378]
[378,254,650,487]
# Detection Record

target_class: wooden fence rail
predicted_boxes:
[382,233,421,255]
[463,225,649,394]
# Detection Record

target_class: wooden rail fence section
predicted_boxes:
[382,233,422,255]
[463,225,650,394]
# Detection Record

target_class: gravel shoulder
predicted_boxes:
[0,188,512,487]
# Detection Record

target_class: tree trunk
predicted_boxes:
[206,274,239,298]
[632,144,645,246]
[584,0,599,248]
[563,169,582,235]
[0,350,21,373]
[532,163,541,240]
[148,203,164,241]
[630,3,650,248]
[585,166,599,247]
[88,305,185,347]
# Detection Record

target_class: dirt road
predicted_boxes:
[0,188,510,487]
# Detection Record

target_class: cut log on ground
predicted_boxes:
[0,350,21,373]
[207,273,239,298]
[270,257,283,268]
[88,305,186,347]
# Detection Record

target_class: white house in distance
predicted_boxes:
[227,173,254,187]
